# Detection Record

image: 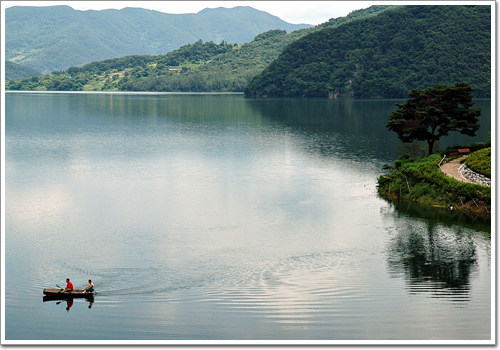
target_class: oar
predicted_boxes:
[56,284,63,292]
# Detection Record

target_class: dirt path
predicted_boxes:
[439,155,474,184]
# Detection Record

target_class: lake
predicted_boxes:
[3,92,492,343]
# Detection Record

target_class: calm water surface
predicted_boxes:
[4,93,491,342]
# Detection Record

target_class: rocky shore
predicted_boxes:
[461,164,491,187]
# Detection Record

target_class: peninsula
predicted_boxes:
[377,145,491,219]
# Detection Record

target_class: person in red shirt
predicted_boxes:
[63,278,74,292]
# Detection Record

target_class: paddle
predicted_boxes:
[56,284,64,293]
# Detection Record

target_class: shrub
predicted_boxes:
[377,152,491,210]
[465,147,491,177]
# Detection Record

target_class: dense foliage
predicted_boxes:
[6,6,393,92]
[377,153,490,218]
[245,5,491,98]
[387,83,481,155]
[6,5,310,74]
[465,147,491,177]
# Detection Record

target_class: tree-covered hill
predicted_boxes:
[245,5,491,98]
[5,61,41,80]
[6,5,310,74]
[6,6,393,92]
[7,41,236,91]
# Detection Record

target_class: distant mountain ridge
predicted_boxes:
[6,6,393,92]
[6,5,311,74]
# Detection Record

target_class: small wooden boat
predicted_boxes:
[43,288,94,299]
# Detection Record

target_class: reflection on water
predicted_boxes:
[5,93,491,341]
[246,98,491,162]
[42,297,94,310]
[388,222,475,289]
[384,201,485,302]
[387,199,491,235]
[247,98,401,162]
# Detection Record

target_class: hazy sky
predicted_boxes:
[3,1,377,25]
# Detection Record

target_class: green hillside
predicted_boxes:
[6,5,310,74]
[5,61,41,80]
[465,147,491,178]
[119,6,394,92]
[245,5,491,98]
[6,6,393,92]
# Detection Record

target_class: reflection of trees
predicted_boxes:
[386,200,491,235]
[387,219,477,298]
[246,98,394,137]
[246,98,399,161]
[245,98,491,161]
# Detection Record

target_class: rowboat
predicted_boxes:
[43,288,94,298]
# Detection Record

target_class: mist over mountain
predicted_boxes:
[6,5,311,74]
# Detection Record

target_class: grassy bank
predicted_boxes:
[465,147,491,177]
[377,151,491,219]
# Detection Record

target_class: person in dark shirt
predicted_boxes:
[83,279,94,293]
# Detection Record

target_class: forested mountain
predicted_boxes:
[5,61,41,80]
[245,5,491,98]
[6,6,393,92]
[5,5,310,74]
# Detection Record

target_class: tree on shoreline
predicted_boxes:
[387,82,481,155]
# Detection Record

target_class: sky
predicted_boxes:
[2,1,377,25]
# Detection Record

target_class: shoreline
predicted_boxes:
[4,91,492,102]
[377,153,491,221]
[381,191,491,221]
[4,90,245,96]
